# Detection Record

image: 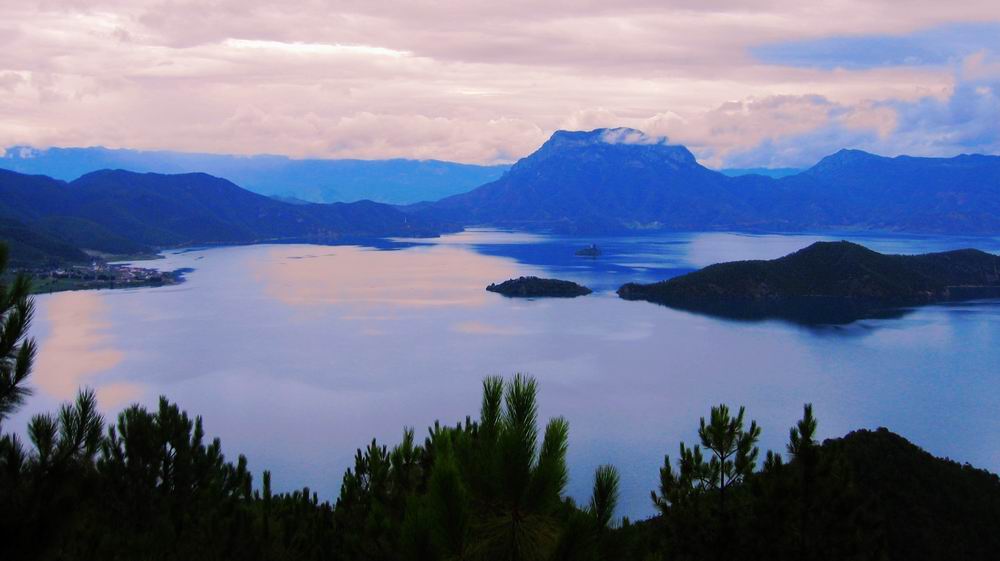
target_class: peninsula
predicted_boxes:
[617,241,1000,323]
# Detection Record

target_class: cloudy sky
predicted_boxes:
[2,1,999,167]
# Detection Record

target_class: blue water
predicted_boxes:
[13,229,1000,519]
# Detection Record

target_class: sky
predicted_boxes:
[1,1,999,168]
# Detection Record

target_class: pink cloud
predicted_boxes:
[0,1,997,164]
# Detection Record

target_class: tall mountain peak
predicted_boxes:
[511,128,697,174]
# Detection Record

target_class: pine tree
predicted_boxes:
[0,242,40,559]
[0,243,36,425]
[440,374,571,560]
[788,403,818,561]
[652,404,760,559]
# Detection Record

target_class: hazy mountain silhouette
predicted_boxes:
[0,146,508,204]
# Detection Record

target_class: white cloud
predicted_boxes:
[222,39,411,58]
[600,128,668,145]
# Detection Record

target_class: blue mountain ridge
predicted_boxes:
[413,128,1000,235]
[4,127,1000,266]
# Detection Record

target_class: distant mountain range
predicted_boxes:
[3,129,1000,266]
[413,128,1000,235]
[0,168,447,266]
[0,146,509,205]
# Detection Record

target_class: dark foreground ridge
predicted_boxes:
[617,241,1000,323]
[487,275,593,297]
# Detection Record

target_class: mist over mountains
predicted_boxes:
[414,128,1000,235]
[0,146,509,205]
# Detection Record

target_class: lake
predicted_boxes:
[13,229,1000,518]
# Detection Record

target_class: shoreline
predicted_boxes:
[20,265,191,295]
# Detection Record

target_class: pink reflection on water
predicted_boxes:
[96,382,144,409]
[390,228,547,246]
[254,244,524,310]
[33,291,138,408]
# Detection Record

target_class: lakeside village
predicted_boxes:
[17,261,185,293]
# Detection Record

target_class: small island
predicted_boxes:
[487,276,592,298]
[617,241,1000,324]
[575,244,602,257]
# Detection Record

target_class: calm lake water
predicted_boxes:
[13,229,1000,518]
